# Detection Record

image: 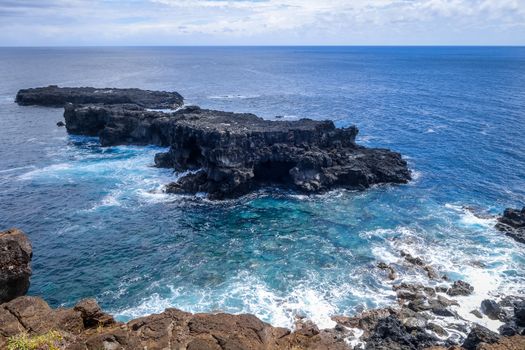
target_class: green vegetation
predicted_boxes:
[7,330,63,350]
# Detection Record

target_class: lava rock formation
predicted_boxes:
[18,86,411,199]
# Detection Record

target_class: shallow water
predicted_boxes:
[0,47,524,330]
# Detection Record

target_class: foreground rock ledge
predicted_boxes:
[1,296,524,350]
[0,296,351,350]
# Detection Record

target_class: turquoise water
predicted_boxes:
[0,47,524,330]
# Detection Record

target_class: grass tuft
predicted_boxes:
[7,330,63,350]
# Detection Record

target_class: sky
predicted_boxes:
[0,0,524,46]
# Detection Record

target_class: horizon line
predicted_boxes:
[1,44,525,48]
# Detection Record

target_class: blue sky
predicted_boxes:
[0,0,524,46]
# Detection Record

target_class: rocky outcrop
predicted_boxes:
[3,293,524,350]
[496,207,525,244]
[481,300,505,321]
[63,103,411,199]
[461,325,500,350]
[0,296,351,350]
[16,85,183,109]
[17,86,411,198]
[0,229,32,303]
[364,314,439,350]
[447,280,474,297]
[494,296,525,337]
[161,107,410,199]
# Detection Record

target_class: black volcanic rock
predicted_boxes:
[516,301,525,327]
[481,299,504,320]
[0,229,32,303]
[364,315,439,350]
[17,84,411,199]
[446,280,474,297]
[64,103,174,146]
[63,103,410,199]
[16,85,183,109]
[462,325,500,350]
[496,207,525,244]
[161,107,411,199]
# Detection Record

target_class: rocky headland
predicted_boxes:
[17,86,411,199]
[2,228,524,350]
[64,103,410,199]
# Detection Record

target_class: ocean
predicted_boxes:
[0,46,524,331]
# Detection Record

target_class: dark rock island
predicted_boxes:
[496,207,525,244]
[16,85,184,109]
[17,86,411,198]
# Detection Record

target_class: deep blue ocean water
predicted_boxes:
[0,47,524,330]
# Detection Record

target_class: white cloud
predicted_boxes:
[0,0,524,45]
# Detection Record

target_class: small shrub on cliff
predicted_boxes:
[7,330,63,350]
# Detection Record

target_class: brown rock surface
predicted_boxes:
[0,297,352,350]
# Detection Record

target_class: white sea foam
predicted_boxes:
[357,135,375,144]
[346,327,364,348]
[424,124,447,134]
[449,267,505,332]
[88,190,123,211]
[112,203,524,337]
[18,163,72,180]
[217,276,341,329]
[279,115,300,120]
[145,105,184,113]
[0,165,36,174]
[115,273,346,330]
[208,94,260,100]
[116,292,178,321]
[409,169,422,184]
[136,188,173,204]
[445,203,497,227]
[367,211,523,334]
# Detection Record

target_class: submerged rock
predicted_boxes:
[377,262,397,280]
[481,299,505,321]
[471,310,483,319]
[496,207,525,244]
[16,85,184,109]
[0,228,32,303]
[62,103,411,199]
[447,280,474,297]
